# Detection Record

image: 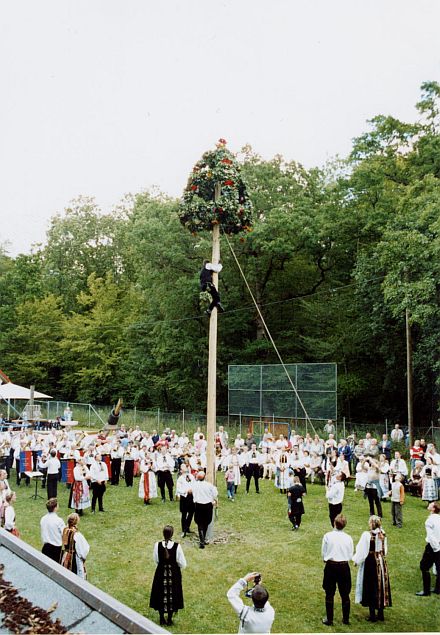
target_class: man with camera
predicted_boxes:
[227,571,275,633]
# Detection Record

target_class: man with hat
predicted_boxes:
[191,471,218,549]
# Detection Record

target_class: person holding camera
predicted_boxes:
[227,572,275,633]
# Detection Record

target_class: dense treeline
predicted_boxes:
[1,83,439,424]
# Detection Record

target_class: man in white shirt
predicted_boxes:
[40,449,61,500]
[176,464,195,537]
[321,514,354,626]
[90,453,109,513]
[40,498,65,563]
[245,444,262,494]
[227,572,275,633]
[325,473,346,527]
[389,451,408,482]
[390,424,404,443]
[156,447,175,503]
[200,259,224,315]
[416,501,440,596]
[191,471,218,549]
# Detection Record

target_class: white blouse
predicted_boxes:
[153,540,187,569]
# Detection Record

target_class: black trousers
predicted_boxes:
[365,488,383,517]
[246,464,260,492]
[420,543,440,593]
[91,482,106,511]
[202,282,221,312]
[157,471,174,500]
[124,459,134,486]
[194,502,213,543]
[42,543,62,563]
[322,561,351,623]
[180,493,195,532]
[328,503,342,527]
[47,473,58,499]
[111,458,121,485]
[15,459,30,486]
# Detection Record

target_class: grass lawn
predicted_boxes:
[13,473,439,634]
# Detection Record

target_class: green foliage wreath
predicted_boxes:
[178,139,253,235]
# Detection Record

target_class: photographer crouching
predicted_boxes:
[227,572,275,633]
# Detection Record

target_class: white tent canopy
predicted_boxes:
[0,382,52,400]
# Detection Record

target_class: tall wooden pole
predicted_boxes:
[406,308,414,447]
[206,184,221,485]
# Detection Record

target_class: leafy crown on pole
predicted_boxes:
[178,139,253,235]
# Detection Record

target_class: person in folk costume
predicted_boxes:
[68,457,91,515]
[132,442,141,478]
[288,476,305,531]
[123,443,135,487]
[378,453,391,498]
[323,449,338,487]
[3,491,19,537]
[61,513,90,579]
[89,453,109,513]
[275,449,291,493]
[224,446,243,495]
[326,473,346,527]
[138,457,158,505]
[245,443,262,494]
[408,460,424,497]
[353,515,392,622]
[176,463,195,536]
[192,470,218,549]
[421,467,438,504]
[189,449,206,476]
[261,447,274,480]
[321,513,353,627]
[364,461,383,518]
[290,448,307,493]
[200,259,225,316]
[156,446,175,502]
[150,524,186,626]
[110,441,124,485]
[416,501,440,596]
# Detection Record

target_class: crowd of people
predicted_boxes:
[1,417,439,632]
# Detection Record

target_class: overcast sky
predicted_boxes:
[1,0,439,257]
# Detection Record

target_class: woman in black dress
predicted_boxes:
[150,525,187,626]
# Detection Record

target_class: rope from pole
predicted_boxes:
[222,229,317,437]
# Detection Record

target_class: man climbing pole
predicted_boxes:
[200,259,224,316]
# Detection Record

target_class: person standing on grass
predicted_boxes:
[90,453,109,513]
[192,470,218,549]
[39,449,61,500]
[40,498,65,563]
[227,572,275,634]
[353,515,392,622]
[287,476,305,530]
[387,473,405,527]
[321,513,353,627]
[176,464,195,536]
[156,446,175,503]
[325,473,346,527]
[416,501,440,596]
[245,443,262,494]
[150,524,186,627]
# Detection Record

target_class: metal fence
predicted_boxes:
[228,363,337,422]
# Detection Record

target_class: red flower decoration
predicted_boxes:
[224,179,234,186]
[190,185,198,191]
[218,138,227,145]
[221,158,232,164]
